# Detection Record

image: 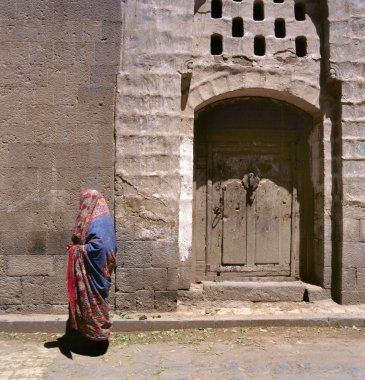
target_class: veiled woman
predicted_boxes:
[66,189,117,343]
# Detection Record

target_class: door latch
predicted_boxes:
[212,197,223,228]
[213,205,223,215]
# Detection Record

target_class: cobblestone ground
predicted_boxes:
[1,327,365,379]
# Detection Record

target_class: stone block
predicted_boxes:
[0,304,68,314]
[329,21,350,44]
[91,65,119,86]
[322,266,332,289]
[116,241,153,268]
[25,231,47,255]
[0,277,21,305]
[342,268,357,290]
[53,255,68,278]
[154,291,177,311]
[328,2,350,20]
[343,104,365,120]
[341,291,365,304]
[7,255,54,276]
[344,205,365,220]
[356,268,365,289]
[46,230,72,256]
[0,256,5,276]
[91,0,123,22]
[9,143,56,168]
[342,81,365,103]
[89,143,114,168]
[151,241,179,269]
[0,230,27,255]
[167,268,179,291]
[360,220,365,242]
[343,218,360,242]
[203,281,306,302]
[115,268,144,293]
[54,0,92,21]
[178,266,192,290]
[135,290,155,311]
[115,292,136,311]
[0,168,39,191]
[349,0,365,16]
[119,217,175,241]
[342,242,365,268]
[143,268,167,291]
[0,143,9,168]
[304,284,331,302]
[43,277,68,304]
[95,42,120,65]
[54,144,91,169]
[22,277,45,304]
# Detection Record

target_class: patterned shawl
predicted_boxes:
[67,189,117,341]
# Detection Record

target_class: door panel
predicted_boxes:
[207,138,294,276]
[254,180,292,265]
[222,180,247,265]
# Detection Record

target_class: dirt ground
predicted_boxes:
[1,326,365,379]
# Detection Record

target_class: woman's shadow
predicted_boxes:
[44,318,109,359]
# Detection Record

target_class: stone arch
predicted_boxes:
[187,71,322,121]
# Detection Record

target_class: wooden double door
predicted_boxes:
[194,98,310,280]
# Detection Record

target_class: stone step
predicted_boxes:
[203,281,306,302]
[178,281,331,305]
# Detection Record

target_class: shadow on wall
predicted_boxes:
[194,0,207,14]
[315,0,344,302]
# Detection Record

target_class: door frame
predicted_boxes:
[193,97,313,282]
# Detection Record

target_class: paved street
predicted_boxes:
[1,326,365,379]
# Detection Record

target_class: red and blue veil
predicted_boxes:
[67,189,117,341]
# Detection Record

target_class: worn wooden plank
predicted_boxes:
[222,180,247,265]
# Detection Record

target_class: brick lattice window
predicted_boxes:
[207,0,313,57]
[232,17,244,37]
[254,35,266,56]
[211,33,223,55]
[295,36,307,56]
[275,18,286,38]
[211,0,222,19]
[295,2,306,21]
[253,0,265,21]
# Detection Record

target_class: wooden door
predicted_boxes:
[206,135,298,277]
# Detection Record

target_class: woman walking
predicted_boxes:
[67,189,117,343]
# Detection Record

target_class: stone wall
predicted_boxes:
[0,0,121,312]
[1,0,365,313]
[327,0,365,303]
[114,1,193,311]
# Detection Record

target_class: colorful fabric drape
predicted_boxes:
[67,189,117,341]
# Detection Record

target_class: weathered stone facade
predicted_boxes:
[1,0,365,312]
[0,0,121,312]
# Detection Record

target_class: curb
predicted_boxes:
[0,314,364,333]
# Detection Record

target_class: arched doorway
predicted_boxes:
[193,97,314,281]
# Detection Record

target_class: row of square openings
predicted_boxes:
[211,34,307,56]
[230,18,287,38]
[212,0,306,21]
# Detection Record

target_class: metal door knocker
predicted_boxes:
[242,172,260,205]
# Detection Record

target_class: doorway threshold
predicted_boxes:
[212,276,298,282]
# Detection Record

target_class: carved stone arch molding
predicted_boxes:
[185,71,322,122]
